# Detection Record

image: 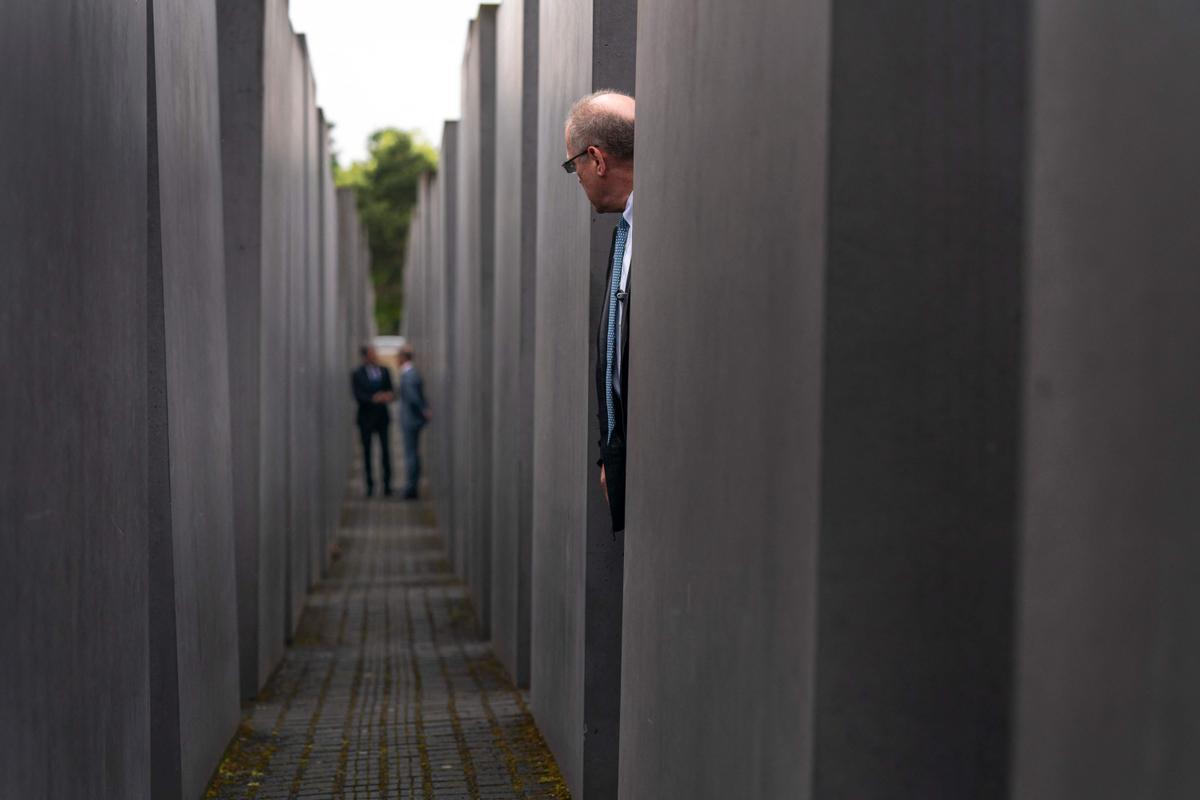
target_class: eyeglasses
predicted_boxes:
[561,149,590,174]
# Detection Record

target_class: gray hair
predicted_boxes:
[566,90,635,161]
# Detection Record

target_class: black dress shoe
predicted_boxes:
[383,486,394,497]
[365,485,374,498]
[402,490,418,500]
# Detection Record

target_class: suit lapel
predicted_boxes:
[598,225,619,355]
[620,268,631,360]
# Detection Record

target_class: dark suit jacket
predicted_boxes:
[398,367,429,431]
[595,223,632,532]
[352,364,393,429]
[596,224,632,458]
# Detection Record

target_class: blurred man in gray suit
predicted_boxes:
[397,345,431,500]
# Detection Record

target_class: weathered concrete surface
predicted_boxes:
[617,0,825,797]
[813,1,1026,795]
[216,0,278,700]
[0,2,150,796]
[451,33,475,592]
[531,0,635,794]
[455,7,499,635]
[463,7,498,636]
[404,179,424,350]
[439,121,463,580]
[339,186,376,364]
[262,0,304,646]
[3,1,366,793]
[318,110,345,578]
[215,0,294,696]
[1012,1,1200,797]
[285,29,313,636]
[491,0,539,690]
[148,0,241,796]
[297,41,322,595]
[338,188,365,356]
[219,0,356,702]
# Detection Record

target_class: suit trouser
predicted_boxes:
[402,425,422,496]
[359,423,392,491]
[601,442,627,533]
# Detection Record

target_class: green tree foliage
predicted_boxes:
[336,128,438,334]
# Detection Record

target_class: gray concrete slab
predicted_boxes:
[0,2,151,795]
[404,182,423,347]
[618,2,825,798]
[813,2,1026,796]
[531,0,635,794]
[338,189,362,360]
[491,0,539,690]
[455,7,499,637]
[1012,1,1200,796]
[422,166,452,553]
[147,0,242,795]
[453,36,476,595]
[318,111,345,577]
[215,0,297,697]
[299,43,322,595]
[283,25,311,638]
[261,0,303,649]
[439,121,463,580]
[216,0,277,701]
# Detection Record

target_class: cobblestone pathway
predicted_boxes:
[206,493,568,799]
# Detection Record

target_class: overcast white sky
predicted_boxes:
[289,0,486,164]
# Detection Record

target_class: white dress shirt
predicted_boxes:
[619,191,633,296]
[614,191,634,398]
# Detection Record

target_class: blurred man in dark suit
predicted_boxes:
[351,344,394,497]
[397,345,431,500]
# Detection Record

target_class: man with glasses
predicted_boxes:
[563,90,635,533]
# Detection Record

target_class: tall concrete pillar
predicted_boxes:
[215,0,295,695]
[217,0,269,700]
[404,181,422,348]
[491,0,539,689]
[0,2,151,795]
[318,110,342,574]
[618,0,825,797]
[812,0,1027,796]
[147,0,242,796]
[262,0,303,645]
[1012,1,1200,796]
[623,0,1026,796]
[439,121,463,573]
[297,40,321,593]
[338,187,363,378]
[363,235,378,341]
[4,0,243,794]
[532,0,635,794]
[422,166,446,534]
[283,27,310,637]
[455,7,498,632]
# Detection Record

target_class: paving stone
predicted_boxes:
[205,469,569,799]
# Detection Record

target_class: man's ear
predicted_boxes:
[590,146,607,177]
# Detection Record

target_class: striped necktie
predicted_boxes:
[606,218,630,444]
